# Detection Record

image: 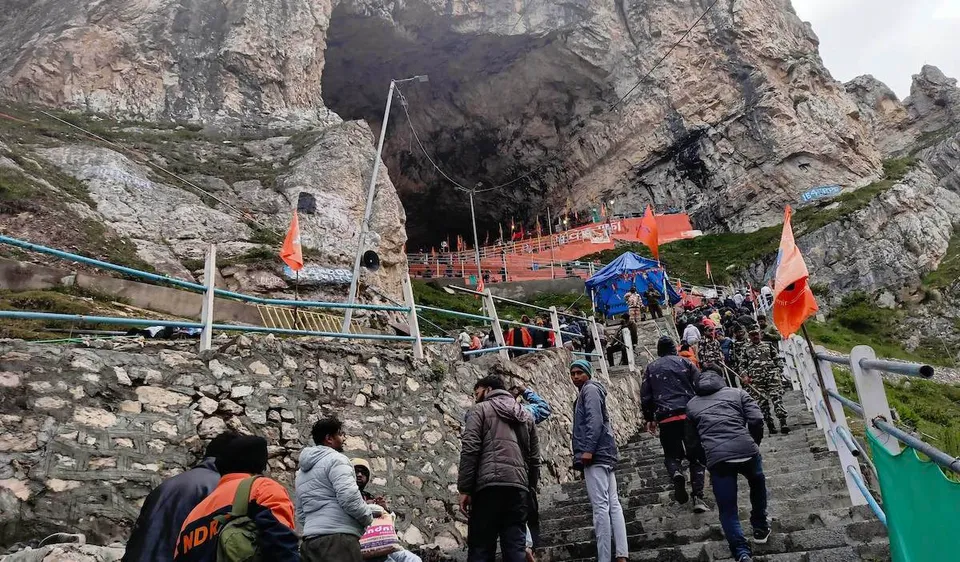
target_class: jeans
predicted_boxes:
[301,533,362,562]
[387,551,422,562]
[584,465,629,560]
[467,486,528,562]
[709,455,769,560]
[658,419,706,497]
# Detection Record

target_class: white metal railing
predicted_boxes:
[781,336,957,527]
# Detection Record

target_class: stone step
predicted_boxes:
[547,465,844,509]
[547,456,844,502]
[538,505,879,552]
[541,477,850,525]
[550,538,890,562]
[540,491,857,535]
[536,519,887,561]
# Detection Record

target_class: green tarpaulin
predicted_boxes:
[867,430,960,560]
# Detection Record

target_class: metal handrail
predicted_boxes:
[0,311,455,343]
[847,466,886,527]
[814,351,934,379]
[0,234,409,312]
[872,419,960,474]
[826,389,865,417]
[416,305,492,323]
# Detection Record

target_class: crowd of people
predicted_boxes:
[120,284,789,562]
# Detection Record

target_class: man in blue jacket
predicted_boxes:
[641,336,709,513]
[122,431,238,562]
[570,359,628,562]
[686,367,769,562]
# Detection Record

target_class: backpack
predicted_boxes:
[214,476,261,562]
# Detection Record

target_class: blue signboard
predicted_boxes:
[801,185,842,203]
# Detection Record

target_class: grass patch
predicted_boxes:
[0,289,130,339]
[582,226,781,286]
[833,368,960,463]
[581,158,917,286]
[412,280,587,335]
[805,292,951,366]
[923,231,960,292]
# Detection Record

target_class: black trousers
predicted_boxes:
[606,341,628,366]
[527,489,540,548]
[301,533,362,562]
[468,486,529,562]
[658,419,706,497]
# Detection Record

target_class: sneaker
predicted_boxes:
[753,528,772,544]
[736,555,753,562]
[692,495,710,513]
[672,472,689,504]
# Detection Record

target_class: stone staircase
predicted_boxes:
[536,391,890,561]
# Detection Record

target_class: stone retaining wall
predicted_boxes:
[0,336,643,553]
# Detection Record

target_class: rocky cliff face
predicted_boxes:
[0,338,642,552]
[845,65,960,156]
[0,0,886,249]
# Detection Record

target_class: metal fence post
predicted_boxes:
[780,340,802,390]
[401,273,424,360]
[483,289,510,361]
[815,345,868,506]
[850,345,901,455]
[199,244,217,352]
[589,317,609,378]
[790,336,815,413]
[623,327,636,373]
[549,306,563,349]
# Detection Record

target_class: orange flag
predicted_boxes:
[280,211,304,271]
[637,204,659,261]
[773,205,818,336]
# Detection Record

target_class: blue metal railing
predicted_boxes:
[847,466,887,527]
[827,389,865,417]
[0,235,408,312]
[0,311,455,344]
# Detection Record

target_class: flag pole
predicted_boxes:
[293,270,301,330]
[800,322,836,423]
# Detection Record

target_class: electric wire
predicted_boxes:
[393,0,723,196]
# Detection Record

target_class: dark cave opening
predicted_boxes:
[320,4,612,249]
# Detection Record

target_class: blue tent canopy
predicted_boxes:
[585,252,682,317]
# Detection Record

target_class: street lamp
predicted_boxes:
[342,75,429,332]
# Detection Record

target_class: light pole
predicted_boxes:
[469,183,483,285]
[342,75,429,333]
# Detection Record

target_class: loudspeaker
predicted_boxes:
[362,250,380,271]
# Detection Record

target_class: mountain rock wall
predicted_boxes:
[0,337,642,552]
[0,0,886,248]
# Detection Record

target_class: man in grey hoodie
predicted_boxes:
[296,417,380,562]
[458,375,540,562]
[686,367,769,562]
[570,359,628,562]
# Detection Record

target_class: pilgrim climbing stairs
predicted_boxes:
[536,390,890,561]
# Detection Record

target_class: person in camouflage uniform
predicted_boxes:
[756,315,781,344]
[697,326,729,385]
[740,326,789,435]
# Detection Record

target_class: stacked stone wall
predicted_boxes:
[0,336,644,553]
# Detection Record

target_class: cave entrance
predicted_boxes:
[321,3,612,248]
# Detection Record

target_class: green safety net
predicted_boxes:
[867,429,960,561]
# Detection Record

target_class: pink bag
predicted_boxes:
[359,513,401,559]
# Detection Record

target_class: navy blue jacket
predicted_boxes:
[572,380,619,469]
[641,355,699,422]
[123,458,220,562]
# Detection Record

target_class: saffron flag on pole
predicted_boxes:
[637,204,659,261]
[773,205,819,336]
[280,211,304,271]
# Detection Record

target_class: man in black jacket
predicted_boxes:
[640,337,707,512]
[686,367,770,562]
[123,431,238,562]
